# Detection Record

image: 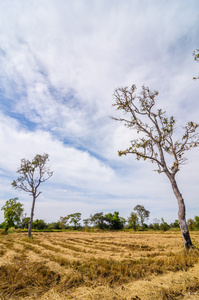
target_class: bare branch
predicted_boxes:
[112,85,199,177]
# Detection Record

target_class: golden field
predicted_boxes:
[0,231,199,300]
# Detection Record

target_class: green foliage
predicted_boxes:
[59,216,70,229]
[0,222,5,229]
[187,218,195,230]
[104,211,125,230]
[83,218,90,227]
[134,205,150,226]
[151,218,160,230]
[67,213,81,229]
[187,216,199,230]
[1,198,24,230]
[33,219,47,230]
[194,216,199,229]
[170,219,179,229]
[160,218,170,231]
[47,222,62,230]
[59,213,82,230]
[89,212,106,229]
[21,217,30,229]
[128,212,139,231]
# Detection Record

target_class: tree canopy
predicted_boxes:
[134,205,150,226]
[1,198,24,230]
[12,153,53,237]
[12,153,53,197]
[112,85,199,175]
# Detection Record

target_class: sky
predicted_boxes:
[0,0,199,225]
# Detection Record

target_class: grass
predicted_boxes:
[0,231,198,299]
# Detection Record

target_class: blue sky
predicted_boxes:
[0,0,199,224]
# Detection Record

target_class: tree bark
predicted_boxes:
[28,195,36,238]
[168,175,193,250]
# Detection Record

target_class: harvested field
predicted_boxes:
[0,231,199,299]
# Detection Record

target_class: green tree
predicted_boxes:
[12,153,53,238]
[112,85,199,250]
[33,219,47,230]
[152,218,160,230]
[128,212,139,231]
[1,198,24,230]
[194,216,199,229]
[21,217,30,229]
[68,213,81,229]
[104,211,125,230]
[134,205,150,227]
[89,212,106,229]
[170,219,179,228]
[160,218,170,231]
[47,222,61,230]
[187,218,195,230]
[59,216,70,229]
[83,218,90,227]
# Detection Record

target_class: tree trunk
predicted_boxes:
[169,175,193,250]
[28,195,36,238]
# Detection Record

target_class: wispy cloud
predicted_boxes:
[0,0,199,223]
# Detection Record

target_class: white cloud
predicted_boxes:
[0,0,199,224]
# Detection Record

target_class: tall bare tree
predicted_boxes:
[112,85,199,250]
[12,153,53,237]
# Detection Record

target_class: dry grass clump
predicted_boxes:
[0,254,61,299]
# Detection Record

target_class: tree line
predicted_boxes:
[1,198,199,232]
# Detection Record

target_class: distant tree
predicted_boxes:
[12,153,53,238]
[1,198,24,231]
[193,49,199,80]
[33,219,47,230]
[149,223,160,230]
[134,205,150,227]
[104,211,125,230]
[83,218,90,227]
[59,216,70,229]
[160,218,170,231]
[89,212,106,229]
[128,212,139,231]
[142,223,149,230]
[47,222,61,230]
[170,219,179,228]
[21,217,30,229]
[112,84,199,249]
[152,218,160,230]
[194,216,199,229]
[120,217,126,228]
[68,213,81,229]
[187,218,195,230]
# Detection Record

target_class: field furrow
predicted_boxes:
[0,231,198,299]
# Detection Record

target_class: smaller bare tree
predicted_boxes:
[12,153,53,237]
[112,85,199,250]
